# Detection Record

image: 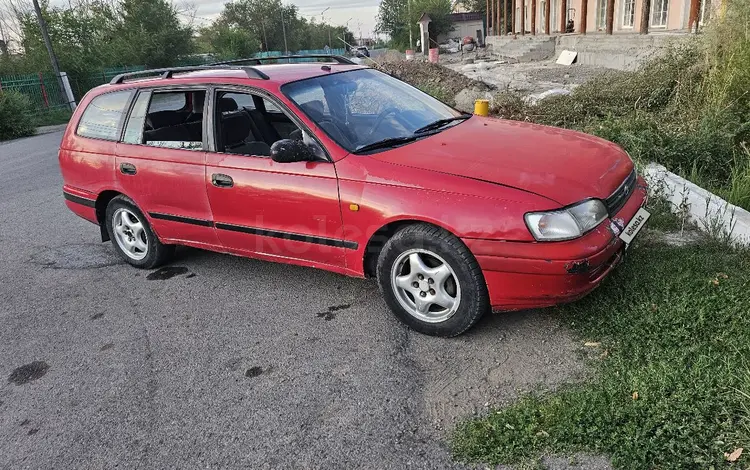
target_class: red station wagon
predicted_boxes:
[59,55,650,336]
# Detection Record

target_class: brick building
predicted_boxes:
[486,0,717,35]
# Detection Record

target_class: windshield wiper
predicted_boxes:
[413,114,471,135]
[353,136,420,154]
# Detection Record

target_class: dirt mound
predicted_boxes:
[374,57,493,103]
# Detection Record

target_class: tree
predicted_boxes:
[203,0,355,56]
[113,0,193,67]
[1,0,196,75]
[377,0,453,49]
[461,0,487,13]
[376,0,410,49]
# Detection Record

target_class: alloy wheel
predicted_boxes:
[112,208,148,261]
[390,249,461,323]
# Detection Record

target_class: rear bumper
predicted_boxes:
[463,176,648,310]
[63,185,98,224]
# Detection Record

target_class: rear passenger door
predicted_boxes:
[116,87,219,248]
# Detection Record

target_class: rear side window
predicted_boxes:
[77,91,132,141]
[136,90,205,150]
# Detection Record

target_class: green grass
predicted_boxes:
[31,108,72,127]
[452,232,750,468]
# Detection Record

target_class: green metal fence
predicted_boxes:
[0,72,68,113]
[0,66,145,115]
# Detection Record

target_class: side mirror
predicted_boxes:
[270,139,316,163]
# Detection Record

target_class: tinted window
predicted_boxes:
[142,90,205,150]
[77,91,132,141]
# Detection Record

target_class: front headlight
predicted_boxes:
[525,199,608,241]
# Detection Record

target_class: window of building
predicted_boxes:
[76,91,132,141]
[699,0,711,26]
[596,0,607,29]
[651,0,669,27]
[622,0,636,27]
[551,0,559,31]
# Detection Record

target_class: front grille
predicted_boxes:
[604,170,637,216]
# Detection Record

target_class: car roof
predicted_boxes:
[109,62,369,89]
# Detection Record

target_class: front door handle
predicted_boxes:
[211,173,234,188]
[120,163,137,175]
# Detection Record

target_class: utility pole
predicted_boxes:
[408,0,413,49]
[281,8,288,54]
[0,13,7,56]
[320,7,331,48]
[260,20,268,51]
[32,0,66,101]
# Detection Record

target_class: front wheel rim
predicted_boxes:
[390,249,461,323]
[112,208,149,261]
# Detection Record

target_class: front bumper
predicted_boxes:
[463,176,648,311]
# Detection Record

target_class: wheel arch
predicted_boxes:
[94,190,125,242]
[362,218,462,278]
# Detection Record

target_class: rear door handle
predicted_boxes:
[120,163,137,175]
[211,173,234,188]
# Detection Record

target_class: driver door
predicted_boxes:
[204,87,349,270]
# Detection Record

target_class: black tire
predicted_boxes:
[376,224,489,337]
[105,195,174,269]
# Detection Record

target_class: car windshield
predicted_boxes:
[282,68,465,153]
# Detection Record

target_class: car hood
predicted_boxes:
[371,116,634,206]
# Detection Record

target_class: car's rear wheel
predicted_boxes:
[105,195,174,269]
[376,224,489,337]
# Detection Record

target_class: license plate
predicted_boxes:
[619,207,651,245]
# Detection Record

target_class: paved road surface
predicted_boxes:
[0,130,586,469]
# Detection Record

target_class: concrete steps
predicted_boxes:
[485,36,557,63]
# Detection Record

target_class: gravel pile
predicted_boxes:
[375,57,493,97]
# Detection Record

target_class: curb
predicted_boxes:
[643,163,750,246]
[36,124,68,135]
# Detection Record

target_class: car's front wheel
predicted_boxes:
[376,224,489,337]
[105,195,174,269]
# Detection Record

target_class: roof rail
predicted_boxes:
[211,54,355,66]
[109,65,269,85]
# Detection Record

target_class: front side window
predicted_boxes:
[141,90,205,150]
[213,90,324,159]
[651,0,669,26]
[282,69,464,153]
[77,91,132,141]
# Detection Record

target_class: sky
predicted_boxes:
[179,0,380,41]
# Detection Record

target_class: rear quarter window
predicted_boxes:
[76,91,132,141]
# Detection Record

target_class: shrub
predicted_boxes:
[0,91,35,141]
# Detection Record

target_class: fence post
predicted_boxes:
[38,72,49,108]
[60,72,77,111]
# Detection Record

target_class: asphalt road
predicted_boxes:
[0,130,587,469]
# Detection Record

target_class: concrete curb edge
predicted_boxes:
[643,163,750,246]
